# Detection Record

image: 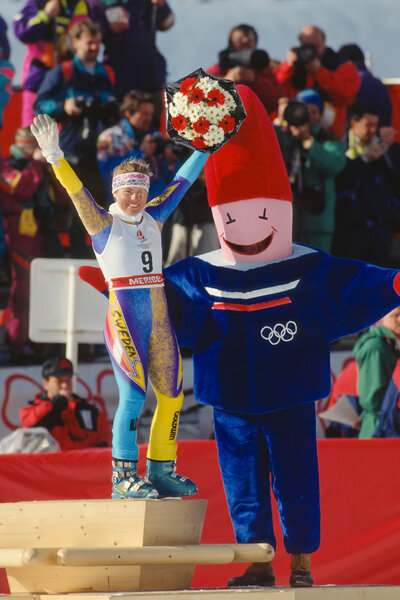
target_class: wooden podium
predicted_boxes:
[0,499,207,594]
[0,499,274,596]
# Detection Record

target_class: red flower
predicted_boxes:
[192,117,210,134]
[171,114,187,131]
[188,87,205,103]
[192,136,208,149]
[207,88,225,107]
[218,115,236,133]
[179,77,198,95]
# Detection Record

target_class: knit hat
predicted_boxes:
[15,127,38,151]
[296,88,323,113]
[204,85,292,207]
[42,356,74,379]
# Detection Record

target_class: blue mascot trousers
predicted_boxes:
[213,402,320,554]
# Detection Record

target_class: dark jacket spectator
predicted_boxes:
[274,25,360,138]
[373,358,400,438]
[87,0,174,100]
[34,19,118,254]
[34,21,117,168]
[20,356,112,450]
[207,23,283,115]
[333,103,400,267]
[338,43,392,127]
[0,15,11,60]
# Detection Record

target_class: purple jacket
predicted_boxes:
[13,0,89,91]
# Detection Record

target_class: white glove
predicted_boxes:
[30,114,64,165]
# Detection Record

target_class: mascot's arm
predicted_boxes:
[30,114,111,235]
[146,150,208,224]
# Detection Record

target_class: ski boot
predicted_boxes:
[228,562,276,587]
[112,459,159,499]
[145,459,198,498]
[289,553,314,587]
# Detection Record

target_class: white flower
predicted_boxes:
[203,105,222,122]
[222,92,237,111]
[172,91,187,106]
[204,125,225,146]
[187,104,206,121]
[196,76,216,94]
[169,104,180,118]
[181,128,197,140]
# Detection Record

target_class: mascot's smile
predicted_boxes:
[223,231,274,255]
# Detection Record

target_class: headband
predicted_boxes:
[112,172,150,193]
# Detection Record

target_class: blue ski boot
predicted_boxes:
[112,459,159,499]
[145,459,198,498]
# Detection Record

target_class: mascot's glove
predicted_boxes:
[30,114,64,165]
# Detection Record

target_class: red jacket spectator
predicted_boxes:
[274,25,360,138]
[20,356,112,450]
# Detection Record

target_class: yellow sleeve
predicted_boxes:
[52,158,111,235]
[52,158,83,195]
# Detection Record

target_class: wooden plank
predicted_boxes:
[2,586,397,599]
[57,545,234,566]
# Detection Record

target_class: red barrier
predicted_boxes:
[0,438,399,589]
[0,88,22,156]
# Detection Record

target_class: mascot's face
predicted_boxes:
[212,197,293,263]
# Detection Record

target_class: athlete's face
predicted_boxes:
[113,186,148,216]
[211,197,293,263]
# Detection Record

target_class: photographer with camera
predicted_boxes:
[34,19,119,256]
[274,25,360,138]
[97,89,181,204]
[274,89,345,252]
[207,24,283,115]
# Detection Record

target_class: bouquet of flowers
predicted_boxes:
[165,68,246,153]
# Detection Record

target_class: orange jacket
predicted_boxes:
[274,59,360,138]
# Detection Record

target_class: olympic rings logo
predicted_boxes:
[260,321,298,345]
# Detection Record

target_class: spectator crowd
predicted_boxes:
[0,3,399,438]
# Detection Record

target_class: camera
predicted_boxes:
[293,43,318,65]
[75,96,94,111]
[219,48,270,71]
[283,100,310,127]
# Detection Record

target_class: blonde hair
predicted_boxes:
[113,158,153,179]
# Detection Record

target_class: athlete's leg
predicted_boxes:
[105,289,157,499]
[145,287,197,496]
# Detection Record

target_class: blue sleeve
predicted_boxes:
[164,259,206,348]
[146,151,208,224]
[321,255,400,341]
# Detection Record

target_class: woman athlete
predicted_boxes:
[31,113,208,499]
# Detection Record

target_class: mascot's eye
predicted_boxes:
[259,208,269,220]
[226,213,236,224]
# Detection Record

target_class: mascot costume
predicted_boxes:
[30,72,244,501]
[163,83,400,587]
[78,80,400,587]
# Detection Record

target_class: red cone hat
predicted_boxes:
[205,85,292,207]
